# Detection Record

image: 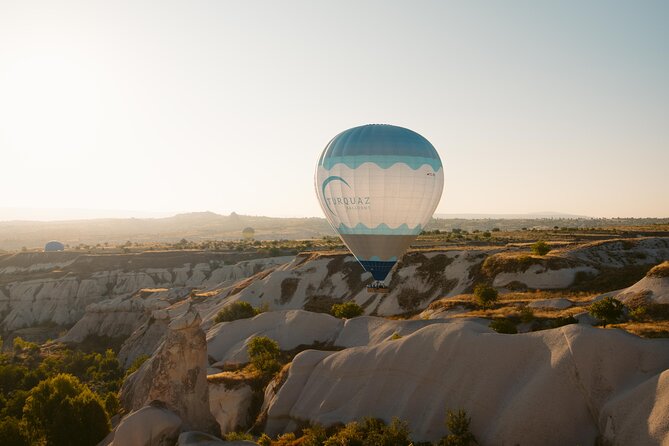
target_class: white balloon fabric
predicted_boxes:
[315,124,444,282]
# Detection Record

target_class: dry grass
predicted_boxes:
[611,321,669,338]
[647,261,669,278]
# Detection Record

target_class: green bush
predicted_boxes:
[257,433,272,446]
[247,336,281,375]
[489,318,517,334]
[0,417,29,446]
[331,301,364,319]
[301,424,329,446]
[224,431,254,441]
[589,297,625,325]
[546,316,578,329]
[23,373,110,446]
[473,284,498,308]
[214,301,259,323]
[531,241,551,256]
[323,417,412,446]
[518,306,534,323]
[440,409,477,446]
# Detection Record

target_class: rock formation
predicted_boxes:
[120,301,219,434]
[263,321,669,445]
[111,402,182,446]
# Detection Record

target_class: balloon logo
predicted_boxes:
[315,124,444,285]
[321,176,351,214]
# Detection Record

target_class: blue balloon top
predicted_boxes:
[44,241,65,252]
[318,124,442,171]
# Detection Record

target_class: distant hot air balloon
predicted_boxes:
[242,227,255,239]
[44,241,65,252]
[315,124,444,288]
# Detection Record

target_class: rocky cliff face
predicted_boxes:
[0,251,291,333]
[202,237,669,318]
[120,302,219,433]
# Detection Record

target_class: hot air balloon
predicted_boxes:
[315,124,444,290]
[242,227,255,239]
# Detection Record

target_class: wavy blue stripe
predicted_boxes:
[337,223,423,235]
[321,155,442,171]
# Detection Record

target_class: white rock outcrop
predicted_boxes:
[0,252,292,332]
[206,310,343,367]
[120,302,219,434]
[264,321,669,445]
[207,382,254,435]
[111,403,182,446]
[615,262,669,305]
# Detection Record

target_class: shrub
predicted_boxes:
[324,417,412,446]
[301,424,329,446]
[247,336,281,375]
[473,284,498,308]
[546,316,578,329]
[331,302,364,319]
[489,318,517,334]
[214,301,259,323]
[589,297,625,325]
[224,431,254,441]
[257,433,272,446]
[440,409,477,446]
[531,241,551,256]
[23,373,110,446]
[518,306,534,323]
[0,417,30,446]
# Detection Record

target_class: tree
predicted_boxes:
[214,301,259,323]
[0,417,29,446]
[23,374,110,446]
[440,409,477,446]
[531,241,551,256]
[331,302,364,319]
[473,284,498,308]
[589,297,625,325]
[247,336,281,375]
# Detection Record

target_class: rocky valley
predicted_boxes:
[1,236,668,445]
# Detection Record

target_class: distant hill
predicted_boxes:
[0,211,666,251]
[434,212,590,219]
[0,212,334,250]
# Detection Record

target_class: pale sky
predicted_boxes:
[1,0,667,219]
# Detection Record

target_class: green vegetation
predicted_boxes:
[24,374,110,446]
[215,301,264,324]
[489,318,518,334]
[530,241,551,256]
[440,409,478,446]
[0,341,123,446]
[224,431,255,441]
[473,284,498,308]
[323,417,412,446]
[253,411,477,446]
[589,297,625,325]
[248,336,281,375]
[331,301,364,319]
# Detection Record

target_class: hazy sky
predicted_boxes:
[1,0,667,219]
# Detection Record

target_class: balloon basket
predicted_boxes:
[366,282,390,294]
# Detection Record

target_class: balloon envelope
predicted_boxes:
[315,124,444,281]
